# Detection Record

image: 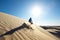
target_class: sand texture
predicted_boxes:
[0,12,59,40]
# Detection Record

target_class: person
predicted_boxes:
[29,17,33,24]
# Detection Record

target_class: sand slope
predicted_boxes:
[0,12,59,40]
[42,26,60,39]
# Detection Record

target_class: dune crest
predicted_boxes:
[0,12,59,40]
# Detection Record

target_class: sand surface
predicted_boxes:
[42,26,60,39]
[0,12,59,40]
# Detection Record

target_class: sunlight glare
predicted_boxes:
[31,5,43,17]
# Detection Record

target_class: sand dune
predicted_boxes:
[0,12,59,40]
[42,26,60,39]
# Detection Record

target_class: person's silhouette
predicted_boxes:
[29,17,33,24]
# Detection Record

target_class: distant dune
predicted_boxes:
[0,12,59,40]
[41,26,60,39]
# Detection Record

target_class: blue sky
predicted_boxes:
[0,0,60,26]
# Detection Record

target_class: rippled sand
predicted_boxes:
[0,12,59,40]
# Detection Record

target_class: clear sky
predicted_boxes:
[0,0,60,26]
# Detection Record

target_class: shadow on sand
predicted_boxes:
[0,23,32,37]
[41,26,60,38]
[50,31,60,38]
